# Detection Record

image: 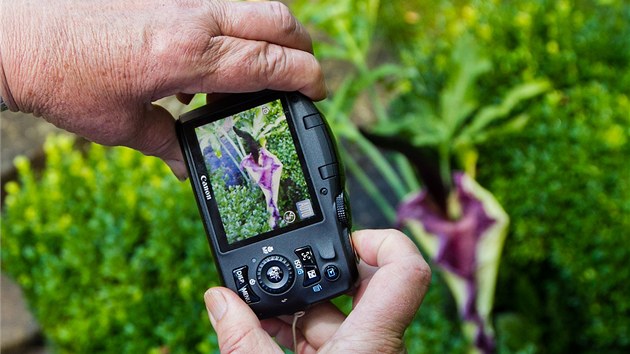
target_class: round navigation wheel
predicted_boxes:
[256,255,295,294]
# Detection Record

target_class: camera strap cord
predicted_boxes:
[292,310,306,353]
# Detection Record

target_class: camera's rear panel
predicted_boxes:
[177,91,358,318]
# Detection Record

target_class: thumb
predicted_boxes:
[128,104,188,180]
[204,287,283,354]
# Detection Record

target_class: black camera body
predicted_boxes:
[176,91,358,318]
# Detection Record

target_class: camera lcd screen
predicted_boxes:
[194,99,320,246]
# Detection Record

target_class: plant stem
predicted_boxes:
[340,145,397,223]
[353,131,409,200]
[438,143,452,190]
[394,154,420,194]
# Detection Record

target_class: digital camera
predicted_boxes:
[176,91,358,318]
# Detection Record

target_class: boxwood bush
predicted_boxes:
[1,136,219,353]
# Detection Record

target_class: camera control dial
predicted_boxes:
[256,255,295,294]
[335,193,350,227]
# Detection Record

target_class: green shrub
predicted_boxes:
[477,83,630,353]
[403,275,468,354]
[377,1,630,352]
[1,135,219,353]
[381,0,630,100]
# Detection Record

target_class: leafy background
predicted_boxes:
[2,0,629,353]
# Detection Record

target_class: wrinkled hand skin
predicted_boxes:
[204,229,432,354]
[0,0,325,179]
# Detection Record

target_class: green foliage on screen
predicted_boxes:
[211,169,269,244]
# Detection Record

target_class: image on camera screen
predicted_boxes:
[195,99,316,245]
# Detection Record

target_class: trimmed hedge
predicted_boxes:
[2,137,219,353]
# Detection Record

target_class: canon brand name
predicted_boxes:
[199,175,212,200]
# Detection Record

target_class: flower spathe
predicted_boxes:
[398,172,509,354]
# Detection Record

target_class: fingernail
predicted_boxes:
[164,160,188,182]
[204,289,227,326]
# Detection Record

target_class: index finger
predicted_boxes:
[215,1,313,53]
[352,229,424,269]
[344,229,431,334]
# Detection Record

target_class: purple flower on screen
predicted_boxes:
[241,147,283,229]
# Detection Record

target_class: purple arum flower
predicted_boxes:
[398,172,508,354]
[241,147,283,229]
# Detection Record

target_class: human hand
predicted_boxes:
[0,0,325,179]
[204,229,431,353]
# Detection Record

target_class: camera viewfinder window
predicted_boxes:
[195,100,317,244]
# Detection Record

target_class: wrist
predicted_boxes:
[0,0,58,116]
[0,2,19,112]
[0,56,17,112]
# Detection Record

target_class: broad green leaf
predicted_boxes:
[463,80,551,138]
[440,36,492,135]
[470,114,531,146]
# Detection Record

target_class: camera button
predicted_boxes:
[303,113,324,129]
[324,265,340,281]
[335,193,350,227]
[318,163,339,180]
[266,265,284,283]
[295,246,317,266]
[232,266,249,288]
[237,285,260,304]
[233,266,261,304]
[303,265,321,287]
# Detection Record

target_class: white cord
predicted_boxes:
[292,311,306,353]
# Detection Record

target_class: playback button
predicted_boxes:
[232,266,260,304]
[324,265,340,281]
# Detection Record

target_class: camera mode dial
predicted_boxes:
[256,255,295,294]
[335,193,350,227]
